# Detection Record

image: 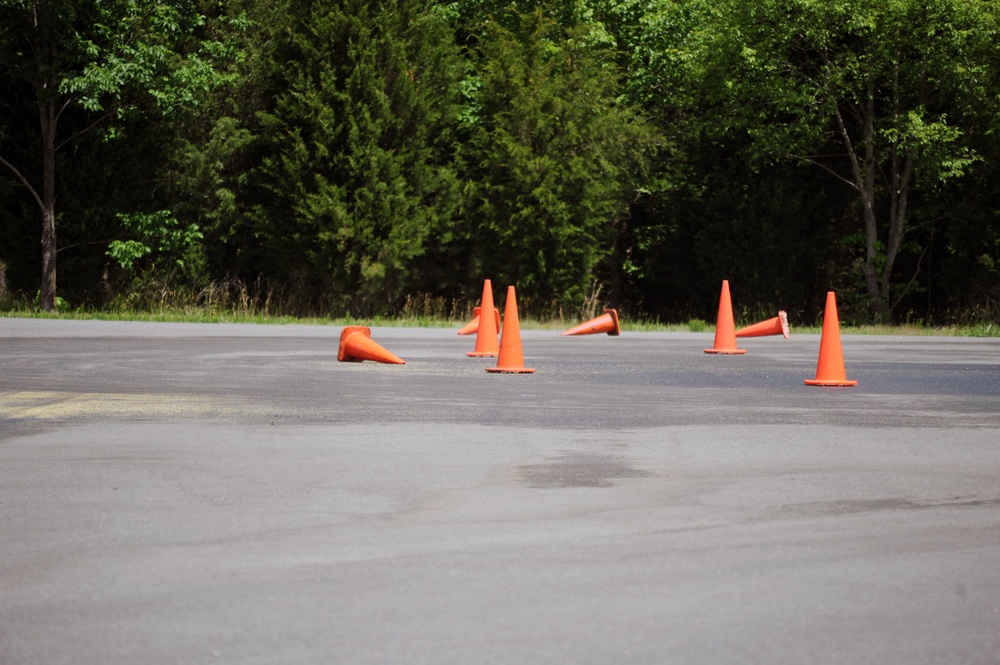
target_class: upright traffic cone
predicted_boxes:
[467,279,500,357]
[338,326,406,364]
[562,309,621,336]
[487,286,535,374]
[704,280,746,354]
[736,311,790,339]
[457,306,501,335]
[805,291,857,386]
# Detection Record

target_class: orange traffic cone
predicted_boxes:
[736,311,790,339]
[704,280,746,354]
[457,306,501,335]
[562,309,621,336]
[487,286,535,374]
[458,307,482,335]
[805,291,857,386]
[467,279,500,357]
[337,326,406,364]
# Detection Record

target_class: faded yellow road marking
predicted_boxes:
[0,391,237,420]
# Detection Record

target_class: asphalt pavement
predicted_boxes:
[1,318,998,664]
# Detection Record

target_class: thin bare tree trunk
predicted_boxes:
[833,77,886,321]
[32,0,58,312]
[884,153,914,315]
[40,97,58,312]
[881,57,917,319]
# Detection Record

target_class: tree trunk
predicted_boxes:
[860,84,891,322]
[882,152,914,320]
[835,80,889,322]
[39,132,58,311]
[880,58,917,321]
[0,99,58,313]
[38,65,59,312]
[40,206,58,312]
[860,189,883,320]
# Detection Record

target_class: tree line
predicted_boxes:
[2,0,999,324]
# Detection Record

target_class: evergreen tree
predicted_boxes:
[254,0,464,315]
[458,9,660,310]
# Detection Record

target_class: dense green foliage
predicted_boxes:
[2,0,998,323]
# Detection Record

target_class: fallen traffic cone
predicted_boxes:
[337,326,406,364]
[467,279,500,357]
[704,280,746,354]
[457,306,501,335]
[805,291,857,386]
[457,307,482,335]
[562,309,621,336]
[736,311,790,339]
[487,286,535,374]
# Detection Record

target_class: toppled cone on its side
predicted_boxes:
[805,291,857,387]
[704,280,746,355]
[487,286,535,374]
[337,326,406,365]
[562,309,621,336]
[736,311,790,339]
[457,306,500,336]
[457,307,482,335]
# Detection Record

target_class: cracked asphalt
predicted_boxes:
[1,318,999,664]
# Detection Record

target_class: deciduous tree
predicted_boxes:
[697,0,998,320]
[0,0,237,311]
